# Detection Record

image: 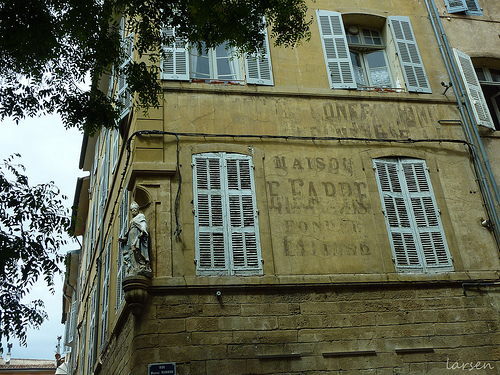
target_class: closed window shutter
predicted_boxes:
[374,159,453,273]
[444,0,468,13]
[226,157,262,274]
[245,20,274,86]
[116,191,128,310]
[464,0,482,15]
[375,159,422,272]
[161,26,190,81]
[388,16,432,94]
[193,153,262,275]
[100,240,111,351]
[87,287,97,373]
[401,160,453,272]
[453,49,494,129]
[194,155,228,274]
[316,10,356,89]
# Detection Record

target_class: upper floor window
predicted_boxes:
[161,23,273,86]
[316,11,432,93]
[373,158,453,274]
[346,26,392,88]
[190,42,241,81]
[444,0,482,16]
[192,152,263,276]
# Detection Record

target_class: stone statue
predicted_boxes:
[119,201,152,278]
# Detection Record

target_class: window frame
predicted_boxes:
[373,158,453,274]
[190,42,243,82]
[346,26,394,89]
[192,152,263,276]
[316,11,431,93]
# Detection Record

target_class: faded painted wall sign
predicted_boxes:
[265,152,375,272]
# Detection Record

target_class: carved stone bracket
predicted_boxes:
[122,275,151,316]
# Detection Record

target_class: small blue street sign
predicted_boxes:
[148,363,176,375]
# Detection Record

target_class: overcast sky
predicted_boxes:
[0,115,85,360]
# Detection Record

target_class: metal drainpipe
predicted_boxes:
[424,0,500,248]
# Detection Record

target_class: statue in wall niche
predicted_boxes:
[119,201,152,278]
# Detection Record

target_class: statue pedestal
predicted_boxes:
[122,275,150,316]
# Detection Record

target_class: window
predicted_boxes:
[444,0,482,16]
[374,158,453,274]
[316,11,431,93]
[161,23,273,85]
[190,42,241,81]
[116,191,128,310]
[453,49,496,130]
[100,239,111,352]
[346,26,392,88]
[117,17,134,120]
[193,152,263,276]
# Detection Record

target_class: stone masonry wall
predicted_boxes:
[108,284,500,375]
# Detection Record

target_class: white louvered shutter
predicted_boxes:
[107,66,115,99]
[375,159,422,272]
[112,128,119,173]
[100,240,111,351]
[194,155,227,274]
[388,16,432,94]
[161,26,190,81]
[401,160,453,272]
[226,155,262,275]
[374,159,453,273]
[453,49,494,129]
[117,30,134,120]
[193,153,262,275]
[116,191,128,310]
[245,20,274,86]
[465,0,482,15]
[444,0,468,13]
[87,287,97,372]
[316,10,356,89]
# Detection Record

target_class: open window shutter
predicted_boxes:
[374,159,423,273]
[453,49,494,129]
[112,128,119,172]
[245,20,274,86]
[194,154,228,274]
[117,32,134,120]
[226,155,262,275]
[465,0,482,15]
[444,0,468,13]
[316,10,356,89]
[107,66,115,99]
[161,26,190,81]
[401,160,453,272]
[388,16,432,94]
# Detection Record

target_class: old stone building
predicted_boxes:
[64,0,500,373]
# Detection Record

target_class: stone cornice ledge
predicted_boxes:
[127,161,177,190]
[161,82,457,105]
[150,271,500,291]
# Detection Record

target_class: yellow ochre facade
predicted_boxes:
[62,0,500,374]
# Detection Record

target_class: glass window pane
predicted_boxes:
[350,51,367,87]
[489,69,500,82]
[191,42,210,79]
[475,67,487,81]
[367,51,392,87]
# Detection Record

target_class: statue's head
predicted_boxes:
[130,201,140,216]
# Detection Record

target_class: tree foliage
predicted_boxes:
[0,0,311,136]
[0,155,70,346]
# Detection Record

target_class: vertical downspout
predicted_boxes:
[424,0,500,248]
